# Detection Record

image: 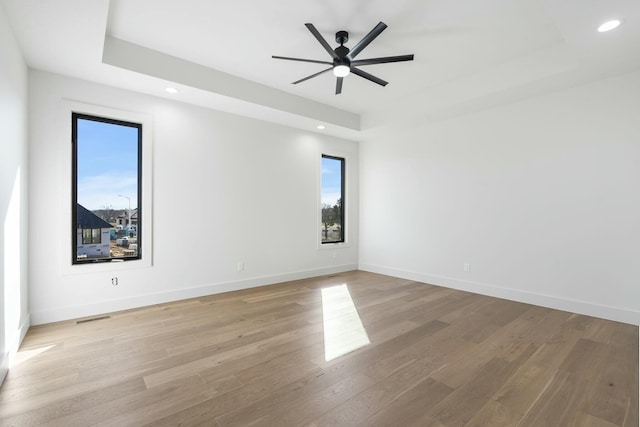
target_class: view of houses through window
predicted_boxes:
[72,113,142,263]
[321,155,345,244]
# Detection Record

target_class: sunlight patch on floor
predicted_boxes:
[321,284,370,361]
[11,344,56,368]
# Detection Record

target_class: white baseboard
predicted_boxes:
[0,352,7,386]
[7,315,31,354]
[2,314,31,375]
[30,263,358,325]
[16,315,30,351]
[359,263,640,326]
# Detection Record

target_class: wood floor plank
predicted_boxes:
[579,337,638,426]
[430,357,520,426]
[0,377,146,426]
[0,270,636,427]
[303,356,445,427]
[518,369,589,427]
[571,411,621,427]
[250,374,376,427]
[464,361,555,427]
[354,377,454,427]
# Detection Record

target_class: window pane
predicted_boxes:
[82,229,92,245]
[73,114,141,263]
[321,155,345,244]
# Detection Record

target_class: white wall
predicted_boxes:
[29,71,359,325]
[0,3,30,381]
[359,70,640,325]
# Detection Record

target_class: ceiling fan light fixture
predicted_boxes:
[333,65,350,77]
[598,19,621,32]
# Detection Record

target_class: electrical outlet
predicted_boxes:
[464,263,470,272]
[237,261,245,272]
[111,277,118,286]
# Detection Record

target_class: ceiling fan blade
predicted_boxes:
[272,55,333,65]
[347,22,387,60]
[336,77,343,95]
[292,67,333,85]
[351,67,388,86]
[305,23,339,59]
[351,54,414,66]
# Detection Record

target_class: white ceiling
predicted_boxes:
[3,0,640,139]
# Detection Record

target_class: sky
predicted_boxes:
[321,156,343,206]
[76,118,139,211]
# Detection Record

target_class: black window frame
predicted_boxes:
[321,154,345,244]
[72,112,143,264]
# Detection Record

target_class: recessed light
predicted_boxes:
[598,19,621,32]
[165,87,178,94]
[317,125,326,130]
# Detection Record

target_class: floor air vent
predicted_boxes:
[76,315,111,324]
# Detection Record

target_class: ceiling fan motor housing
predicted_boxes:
[334,44,350,69]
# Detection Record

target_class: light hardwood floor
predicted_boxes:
[0,271,637,426]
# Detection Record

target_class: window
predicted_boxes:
[72,113,142,264]
[321,154,345,244]
[82,228,102,245]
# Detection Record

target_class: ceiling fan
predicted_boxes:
[273,22,414,95]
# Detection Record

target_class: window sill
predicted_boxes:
[318,241,351,250]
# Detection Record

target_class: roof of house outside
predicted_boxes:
[77,204,112,229]
[117,208,138,219]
